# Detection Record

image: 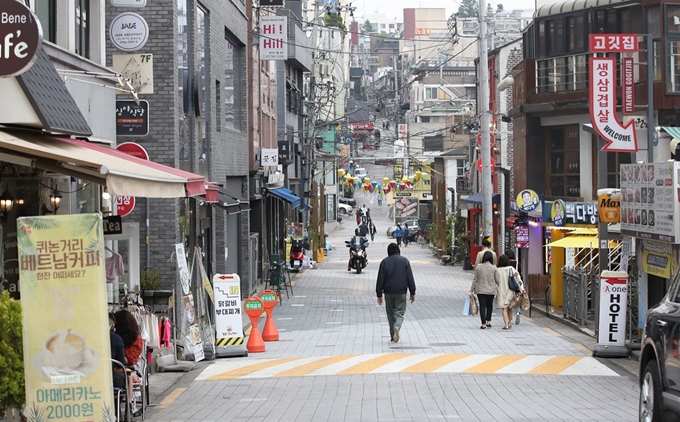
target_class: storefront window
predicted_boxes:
[197,5,209,179]
[225,38,236,131]
[606,152,632,188]
[178,0,190,172]
[547,126,580,198]
[74,0,89,59]
[667,5,680,35]
[35,0,56,43]
[647,7,663,82]
[76,179,98,214]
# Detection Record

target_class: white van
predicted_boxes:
[354,168,367,179]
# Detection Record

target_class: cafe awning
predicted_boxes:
[662,126,680,140]
[267,187,301,208]
[0,130,205,198]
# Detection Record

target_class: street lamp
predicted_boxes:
[49,190,63,214]
[0,188,13,214]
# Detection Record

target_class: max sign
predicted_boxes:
[0,1,42,78]
[590,57,638,152]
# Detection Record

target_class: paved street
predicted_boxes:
[146,183,640,422]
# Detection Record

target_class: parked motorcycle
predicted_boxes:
[290,239,304,271]
[345,237,368,274]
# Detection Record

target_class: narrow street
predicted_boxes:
[147,192,639,422]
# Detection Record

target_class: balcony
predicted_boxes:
[535,53,590,93]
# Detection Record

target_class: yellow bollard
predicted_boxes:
[317,248,325,262]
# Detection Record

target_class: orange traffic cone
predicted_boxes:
[262,313,279,341]
[246,322,266,353]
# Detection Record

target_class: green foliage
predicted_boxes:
[457,0,479,17]
[0,291,25,415]
[454,205,469,262]
[324,13,346,33]
[486,2,494,16]
[496,3,504,12]
[140,268,162,291]
[361,19,373,33]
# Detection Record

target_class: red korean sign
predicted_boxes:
[476,133,496,147]
[622,57,635,114]
[476,157,496,172]
[115,143,149,216]
[589,34,638,53]
[589,57,638,152]
[515,225,529,249]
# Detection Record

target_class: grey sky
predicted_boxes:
[355,0,537,22]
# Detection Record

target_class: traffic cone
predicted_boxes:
[262,313,279,341]
[246,322,266,353]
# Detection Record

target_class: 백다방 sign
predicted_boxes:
[589,57,638,152]
[597,271,628,347]
[0,0,43,78]
[213,274,244,347]
[259,16,286,60]
[109,12,149,52]
[619,162,680,243]
[17,214,115,421]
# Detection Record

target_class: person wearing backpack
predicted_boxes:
[394,224,403,246]
[494,254,524,330]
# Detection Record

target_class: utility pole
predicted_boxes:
[306,1,320,252]
[478,0,493,239]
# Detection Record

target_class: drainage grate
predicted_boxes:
[429,343,466,347]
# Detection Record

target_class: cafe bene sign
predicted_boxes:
[0,0,42,78]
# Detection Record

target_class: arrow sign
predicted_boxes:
[589,57,638,152]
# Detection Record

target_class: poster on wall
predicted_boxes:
[17,214,114,421]
[620,162,680,242]
[394,197,418,222]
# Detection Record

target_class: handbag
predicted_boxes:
[463,297,471,316]
[509,292,523,309]
[520,292,530,311]
[469,293,479,316]
[508,271,521,292]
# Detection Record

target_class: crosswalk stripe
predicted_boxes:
[206,358,302,380]
[199,353,619,380]
[401,354,472,373]
[338,354,412,375]
[274,355,359,378]
[527,356,583,375]
[463,354,526,373]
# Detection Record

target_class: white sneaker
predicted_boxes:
[515,312,521,325]
[393,327,400,343]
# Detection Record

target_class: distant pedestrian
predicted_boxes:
[377,194,383,207]
[505,250,522,325]
[366,208,371,221]
[495,254,524,330]
[394,224,403,246]
[376,243,416,343]
[475,237,497,266]
[358,221,369,237]
[355,209,361,225]
[403,226,410,247]
[369,221,377,242]
[470,251,497,329]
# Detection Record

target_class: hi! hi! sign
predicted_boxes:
[589,34,639,152]
[259,16,286,60]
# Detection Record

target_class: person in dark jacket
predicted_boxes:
[376,243,416,343]
[109,313,127,389]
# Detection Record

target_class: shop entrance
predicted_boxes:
[105,222,140,303]
[648,274,669,309]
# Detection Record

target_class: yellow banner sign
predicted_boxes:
[642,249,671,279]
[18,214,114,421]
[598,193,621,223]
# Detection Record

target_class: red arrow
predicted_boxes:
[218,275,233,280]
[590,57,638,152]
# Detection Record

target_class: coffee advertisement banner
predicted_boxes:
[17,214,114,421]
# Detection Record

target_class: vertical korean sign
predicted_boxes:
[17,214,114,421]
[589,34,639,152]
[260,16,287,60]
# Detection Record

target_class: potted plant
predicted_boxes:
[0,291,24,421]
[140,268,162,296]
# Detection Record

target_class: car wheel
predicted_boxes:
[640,360,662,422]
[339,208,347,214]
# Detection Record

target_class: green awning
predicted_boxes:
[662,127,680,140]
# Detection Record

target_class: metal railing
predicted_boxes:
[535,53,591,93]
[563,268,589,326]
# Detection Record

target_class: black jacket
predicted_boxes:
[376,253,416,297]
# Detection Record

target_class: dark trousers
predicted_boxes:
[477,294,494,325]
[396,236,402,246]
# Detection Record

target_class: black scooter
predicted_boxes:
[345,237,368,274]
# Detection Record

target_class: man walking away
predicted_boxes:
[403,226,410,247]
[394,224,403,246]
[376,243,416,343]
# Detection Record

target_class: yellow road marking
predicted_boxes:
[543,327,562,337]
[245,326,252,335]
[572,343,592,354]
[338,354,412,375]
[274,355,358,377]
[156,387,186,409]
[527,356,584,375]
[207,358,302,380]
[401,354,472,373]
[463,355,526,373]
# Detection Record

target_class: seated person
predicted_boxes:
[109,313,127,389]
[114,310,143,384]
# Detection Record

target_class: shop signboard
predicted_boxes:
[551,199,566,227]
[622,57,635,114]
[213,274,244,347]
[589,34,638,53]
[544,201,598,225]
[515,225,529,248]
[261,148,279,167]
[109,12,149,52]
[589,51,637,152]
[620,162,680,243]
[597,189,621,223]
[112,0,147,6]
[395,197,418,222]
[175,243,190,295]
[116,143,150,217]
[116,100,149,136]
[596,271,628,349]
[103,215,123,235]
[17,214,114,421]
[516,189,539,213]
[259,16,287,60]
[456,177,470,194]
[0,0,42,78]
[641,239,672,279]
[112,53,154,94]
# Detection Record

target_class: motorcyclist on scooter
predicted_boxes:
[347,229,369,271]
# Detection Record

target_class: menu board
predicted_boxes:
[620,162,680,243]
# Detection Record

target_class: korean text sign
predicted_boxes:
[213,274,244,342]
[589,34,638,53]
[260,16,287,60]
[17,214,114,421]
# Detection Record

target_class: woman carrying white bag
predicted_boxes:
[469,251,497,329]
